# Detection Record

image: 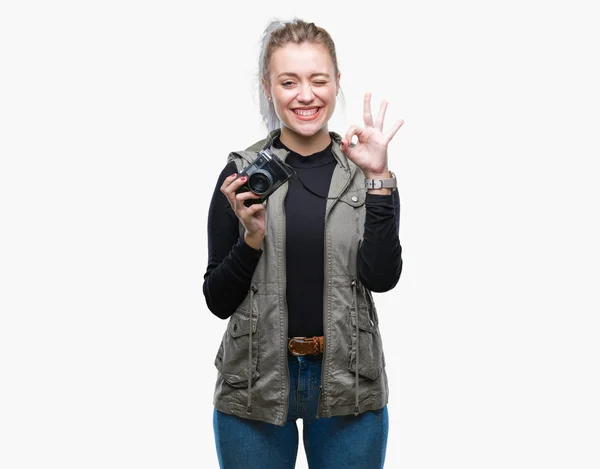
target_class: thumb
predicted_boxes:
[340,138,347,153]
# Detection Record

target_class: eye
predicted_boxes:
[314,81,328,85]
[282,81,294,87]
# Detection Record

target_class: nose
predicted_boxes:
[296,83,315,103]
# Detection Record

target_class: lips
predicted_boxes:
[292,107,322,121]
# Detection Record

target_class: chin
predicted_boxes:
[285,120,328,138]
[289,125,322,137]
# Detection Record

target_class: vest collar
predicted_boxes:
[256,128,350,172]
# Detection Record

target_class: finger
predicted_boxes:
[232,190,261,213]
[363,92,374,127]
[223,175,249,198]
[235,190,262,202]
[222,175,249,208]
[247,202,266,215]
[220,172,238,193]
[375,100,388,132]
[384,119,404,142]
[344,125,363,148]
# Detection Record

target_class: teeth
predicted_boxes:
[294,108,319,116]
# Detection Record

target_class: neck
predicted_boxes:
[279,126,331,156]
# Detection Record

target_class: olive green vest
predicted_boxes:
[213,128,389,426]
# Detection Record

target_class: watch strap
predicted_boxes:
[364,171,397,190]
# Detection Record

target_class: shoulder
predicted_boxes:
[244,136,269,152]
[225,135,270,171]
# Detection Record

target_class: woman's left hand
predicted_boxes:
[340,92,404,178]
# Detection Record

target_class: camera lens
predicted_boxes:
[248,172,272,195]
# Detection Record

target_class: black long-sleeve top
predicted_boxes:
[203,137,402,337]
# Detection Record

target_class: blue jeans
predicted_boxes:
[213,351,389,469]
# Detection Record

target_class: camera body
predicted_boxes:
[235,149,294,207]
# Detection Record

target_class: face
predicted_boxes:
[263,42,340,139]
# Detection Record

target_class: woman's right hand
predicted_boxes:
[220,173,266,250]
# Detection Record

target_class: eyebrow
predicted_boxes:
[277,73,331,79]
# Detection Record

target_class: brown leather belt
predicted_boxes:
[288,336,324,356]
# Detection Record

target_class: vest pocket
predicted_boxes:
[214,312,260,388]
[348,304,384,380]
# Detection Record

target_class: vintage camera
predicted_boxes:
[235,149,294,207]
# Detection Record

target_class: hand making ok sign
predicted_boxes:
[339,92,404,179]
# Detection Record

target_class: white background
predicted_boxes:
[1,0,599,468]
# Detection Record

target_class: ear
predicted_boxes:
[261,77,271,99]
[336,72,341,93]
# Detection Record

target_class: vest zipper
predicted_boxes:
[317,246,328,419]
[280,175,290,426]
[317,158,355,419]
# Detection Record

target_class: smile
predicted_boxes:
[292,107,322,120]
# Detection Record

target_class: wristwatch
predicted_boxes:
[364,171,397,191]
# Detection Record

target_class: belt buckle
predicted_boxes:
[288,337,315,356]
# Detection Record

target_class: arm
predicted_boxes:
[338,92,404,292]
[202,162,263,319]
[357,191,403,292]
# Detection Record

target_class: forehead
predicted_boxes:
[269,42,333,77]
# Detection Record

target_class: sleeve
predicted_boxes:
[202,161,263,319]
[357,190,403,292]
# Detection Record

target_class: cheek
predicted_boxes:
[273,93,293,108]
[318,88,336,101]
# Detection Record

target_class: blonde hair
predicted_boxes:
[257,18,345,132]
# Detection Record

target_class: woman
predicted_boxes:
[203,18,404,469]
